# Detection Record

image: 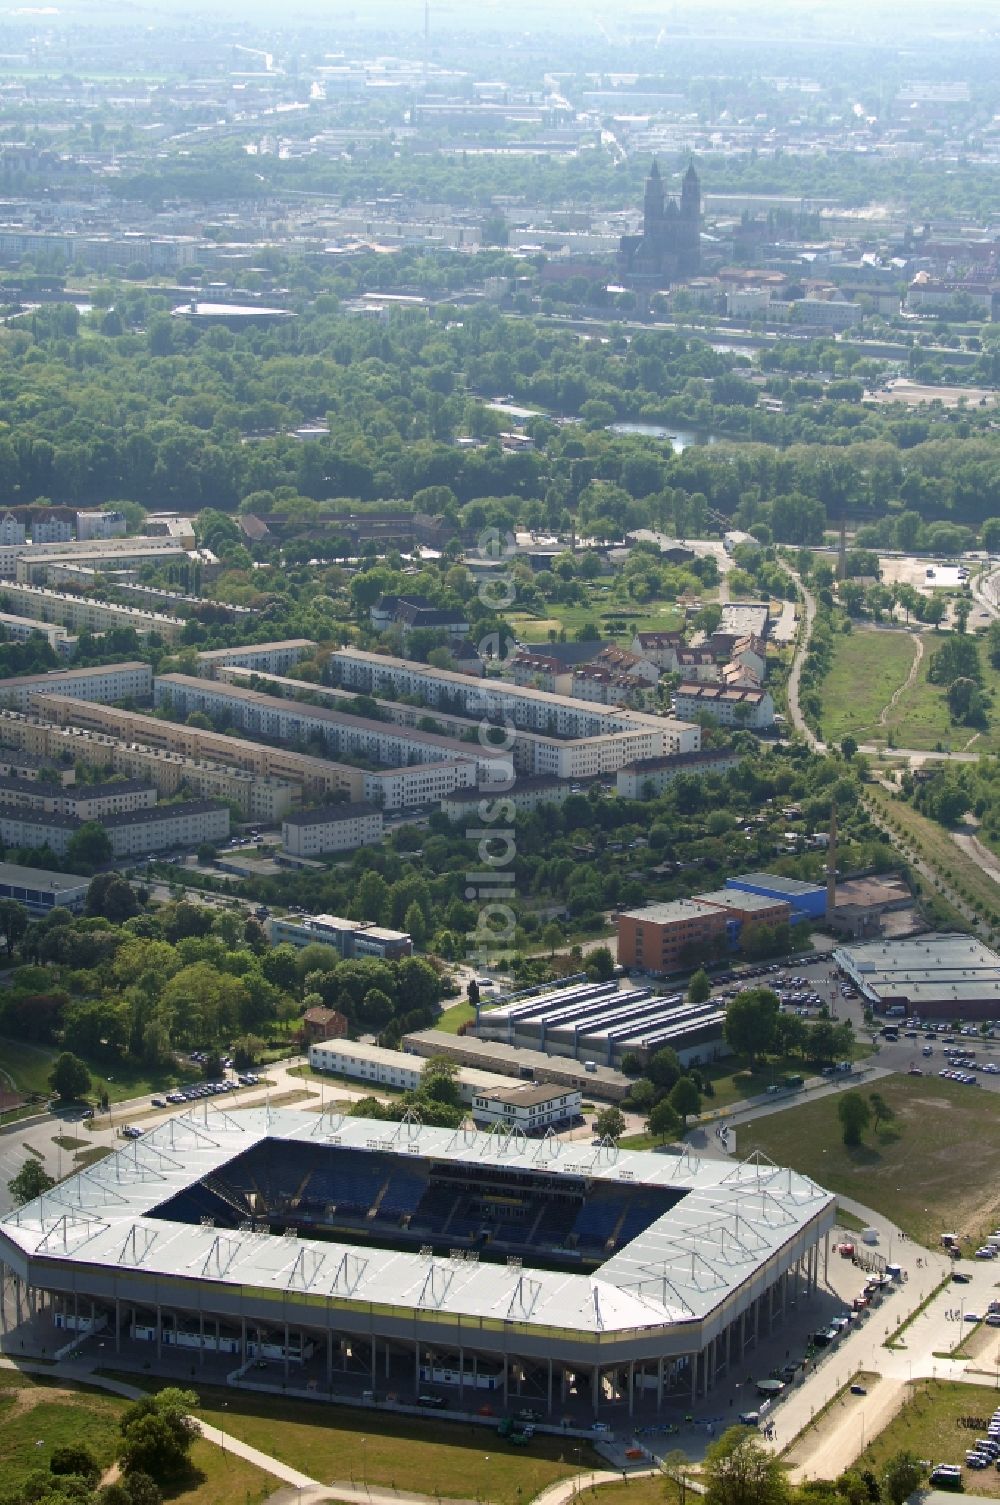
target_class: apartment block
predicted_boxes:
[0,775,156,820]
[439,775,573,822]
[617,900,728,973]
[616,749,743,799]
[673,683,775,728]
[153,674,500,783]
[0,581,185,643]
[362,758,478,809]
[226,665,697,779]
[195,639,317,680]
[281,802,383,857]
[76,510,127,541]
[0,661,152,713]
[28,696,363,800]
[0,709,296,822]
[0,610,76,658]
[269,912,412,961]
[0,796,229,860]
[0,535,184,583]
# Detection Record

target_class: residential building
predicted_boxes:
[630,632,684,671]
[0,582,185,642]
[0,661,152,714]
[511,652,574,695]
[194,640,317,680]
[301,1007,349,1044]
[0,797,229,860]
[76,510,127,541]
[281,802,383,857]
[31,518,74,546]
[439,775,573,822]
[0,747,51,782]
[615,748,742,799]
[26,696,364,801]
[0,775,156,820]
[673,683,775,728]
[0,513,25,547]
[307,1039,528,1109]
[362,758,478,809]
[616,900,728,972]
[269,912,412,961]
[0,611,76,659]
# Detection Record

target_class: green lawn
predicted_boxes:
[735,1074,1000,1247]
[882,632,1000,754]
[0,1372,271,1505]
[816,628,918,745]
[434,999,477,1034]
[0,1035,203,1111]
[857,1379,1000,1496]
[183,1381,601,1505]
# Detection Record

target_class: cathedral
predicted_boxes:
[617,158,701,284]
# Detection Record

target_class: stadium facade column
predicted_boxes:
[155,1303,162,1359]
[690,1353,697,1405]
[547,1357,553,1414]
[656,1356,664,1410]
[503,1354,509,1407]
[824,1231,830,1284]
[326,1329,333,1385]
[199,1308,205,1364]
[241,1315,247,1362]
[0,1260,5,1320]
[592,1363,600,1417]
[371,1336,377,1390]
[458,1345,464,1400]
[283,1322,290,1381]
[627,1360,635,1416]
[414,1339,420,1392]
[726,1321,732,1372]
[115,1298,121,1354]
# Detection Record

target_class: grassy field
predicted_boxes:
[857,1379,1000,1495]
[818,629,919,745]
[0,1371,272,1505]
[865,785,1000,930]
[735,1075,1000,1247]
[0,1035,202,1110]
[182,1381,601,1504]
[434,999,477,1034]
[504,596,683,646]
[884,634,1000,755]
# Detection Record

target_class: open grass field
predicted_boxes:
[0,1371,272,1505]
[816,629,918,746]
[184,1381,601,1504]
[434,999,477,1034]
[0,1035,202,1110]
[857,1379,1000,1496]
[735,1075,1000,1247]
[503,595,683,647]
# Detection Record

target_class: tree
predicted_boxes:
[669,1076,702,1127]
[586,945,615,982]
[119,1389,199,1481]
[67,819,114,872]
[404,901,427,947]
[703,1427,791,1505]
[421,1054,460,1106]
[0,897,28,956]
[542,922,563,956]
[86,873,140,923]
[724,988,780,1066]
[869,1092,896,1133]
[8,1156,56,1205]
[688,968,711,1003]
[648,1046,681,1091]
[837,1091,871,1147]
[49,1050,91,1102]
[594,1106,626,1141]
[882,1451,923,1505]
[840,736,858,761]
[648,1098,682,1142]
[50,1443,100,1484]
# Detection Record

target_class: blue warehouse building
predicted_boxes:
[725,871,827,924]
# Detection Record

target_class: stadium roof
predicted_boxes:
[2,1106,832,1334]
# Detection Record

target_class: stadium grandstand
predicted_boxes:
[0,1106,834,1421]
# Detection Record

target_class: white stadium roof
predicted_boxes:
[1,1106,833,1336]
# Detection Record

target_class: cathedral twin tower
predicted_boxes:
[618,158,701,284]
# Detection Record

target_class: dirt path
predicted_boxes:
[877,633,923,727]
[951,831,1000,890]
[784,1378,908,1483]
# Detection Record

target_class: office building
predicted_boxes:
[269,912,412,961]
[617,900,729,972]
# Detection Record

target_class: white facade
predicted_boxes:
[470,1083,583,1131]
[0,661,152,714]
[0,513,25,546]
[673,684,775,729]
[76,510,127,541]
[282,803,383,856]
[0,581,185,642]
[198,640,316,679]
[0,611,75,657]
[616,750,743,799]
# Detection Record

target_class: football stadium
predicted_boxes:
[0,1104,835,1420]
